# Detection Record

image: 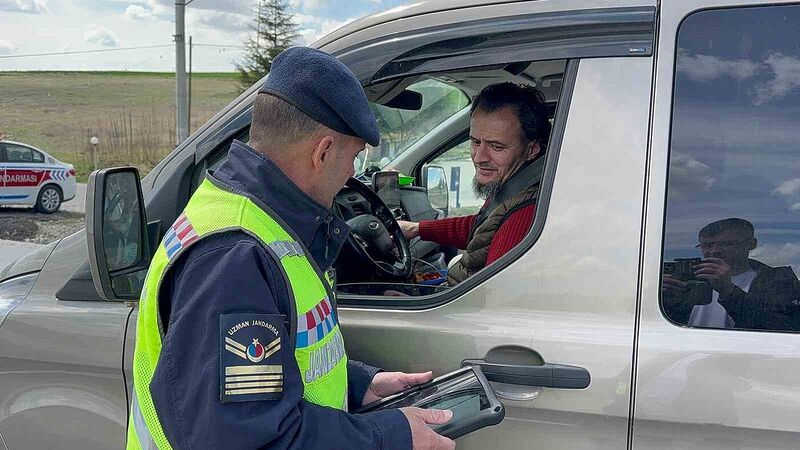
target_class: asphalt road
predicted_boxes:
[62,183,87,214]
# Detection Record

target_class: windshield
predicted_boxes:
[356,78,470,174]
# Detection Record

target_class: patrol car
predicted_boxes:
[2,1,800,449]
[0,140,76,213]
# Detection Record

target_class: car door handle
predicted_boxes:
[462,358,591,389]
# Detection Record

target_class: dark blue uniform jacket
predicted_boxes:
[150,140,411,449]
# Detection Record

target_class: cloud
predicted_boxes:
[753,52,800,106]
[677,49,800,106]
[148,0,251,15]
[84,25,119,47]
[294,13,353,44]
[190,10,250,33]
[667,152,715,200]
[775,179,800,213]
[750,241,800,274]
[0,39,15,55]
[0,0,48,14]
[291,0,330,12]
[776,178,800,197]
[125,4,153,20]
[677,48,760,82]
[143,0,172,17]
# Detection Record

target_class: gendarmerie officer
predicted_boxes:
[126,47,454,450]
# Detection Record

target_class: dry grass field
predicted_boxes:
[0,71,240,180]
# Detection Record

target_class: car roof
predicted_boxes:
[0,140,57,159]
[1,140,40,150]
[1,140,30,146]
[314,0,526,48]
[314,0,654,49]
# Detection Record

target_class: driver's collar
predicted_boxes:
[209,140,350,271]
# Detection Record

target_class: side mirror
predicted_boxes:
[424,165,449,219]
[86,167,150,301]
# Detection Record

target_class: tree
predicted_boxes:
[236,0,299,92]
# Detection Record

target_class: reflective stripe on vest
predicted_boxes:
[126,178,348,449]
[130,391,157,450]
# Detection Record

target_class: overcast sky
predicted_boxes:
[0,0,407,71]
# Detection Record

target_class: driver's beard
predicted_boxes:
[472,178,502,200]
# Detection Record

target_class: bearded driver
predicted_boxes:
[399,82,551,285]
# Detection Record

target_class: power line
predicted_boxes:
[0,44,173,59]
[0,43,244,60]
[194,44,246,49]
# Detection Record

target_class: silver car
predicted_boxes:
[2,0,799,448]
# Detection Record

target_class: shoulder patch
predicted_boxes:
[219,313,285,403]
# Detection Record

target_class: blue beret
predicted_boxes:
[259,47,380,147]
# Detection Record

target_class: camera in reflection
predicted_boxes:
[663,257,704,282]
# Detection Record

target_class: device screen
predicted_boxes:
[370,369,492,421]
[372,171,401,209]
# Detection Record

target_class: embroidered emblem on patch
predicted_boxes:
[220,313,285,403]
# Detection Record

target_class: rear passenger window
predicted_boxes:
[5,145,33,163]
[662,5,800,333]
[32,150,44,163]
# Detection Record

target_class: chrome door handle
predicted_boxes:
[462,358,591,389]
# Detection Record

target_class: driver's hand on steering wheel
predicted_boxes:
[397,221,420,240]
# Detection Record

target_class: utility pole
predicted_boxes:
[256,0,263,48]
[174,1,189,145]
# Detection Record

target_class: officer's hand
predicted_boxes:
[397,221,420,240]
[362,371,433,405]
[400,407,456,450]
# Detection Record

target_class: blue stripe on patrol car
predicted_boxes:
[0,195,29,200]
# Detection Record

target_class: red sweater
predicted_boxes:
[418,204,537,266]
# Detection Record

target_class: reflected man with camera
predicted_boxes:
[663,218,800,331]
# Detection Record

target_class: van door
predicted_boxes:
[635,2,800,449]
[326,4,655,448]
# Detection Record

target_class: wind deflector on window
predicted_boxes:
[336,7,655,85]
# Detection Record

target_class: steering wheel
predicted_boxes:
[341,177,413,279]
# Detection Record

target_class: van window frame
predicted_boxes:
[337,60,578,309]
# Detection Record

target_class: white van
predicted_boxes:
[0,1,798,448]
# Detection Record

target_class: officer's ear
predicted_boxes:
[310,134,336,170]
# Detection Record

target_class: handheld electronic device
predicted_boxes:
[664,257,703,282]
[372,171,402,210]
[355,365,505,440]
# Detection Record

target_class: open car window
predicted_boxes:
[201,59,569,302]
